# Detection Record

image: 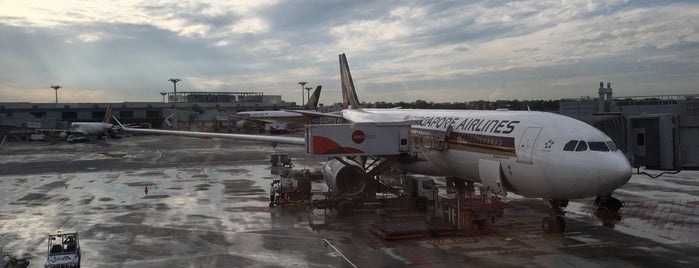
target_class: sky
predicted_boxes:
[0,0,698,105]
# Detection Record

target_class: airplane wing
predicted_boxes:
[283,110,345,119]
[224,114,279,124]
[113,117,305,145]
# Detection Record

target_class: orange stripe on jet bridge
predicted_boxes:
[312,136,364,155]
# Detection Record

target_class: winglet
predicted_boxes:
[339,53,362,109]
[305,85,322,110]
[112,116,126,129]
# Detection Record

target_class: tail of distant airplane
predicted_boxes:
[339,53,362,109]
[103,105,113,124]
[305,85,322,110]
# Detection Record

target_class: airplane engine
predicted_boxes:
[235,120,247,129]
[322,158,365,195]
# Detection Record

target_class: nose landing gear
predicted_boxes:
[542,199,568,233]
[594,193,623,212]
[594,193,623,228]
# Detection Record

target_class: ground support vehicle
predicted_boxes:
[311,171,438,217]
[370,183,505,240]
[44,230,80,268]
[273,169,313,205]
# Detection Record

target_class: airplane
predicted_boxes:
[115,54,632,233]
[59,105,119,142]
[232,85,323,133]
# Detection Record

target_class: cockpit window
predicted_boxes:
[606,141,618,151]
[575,141,588,151]
[563,140,578,151]
[588,142,609,152]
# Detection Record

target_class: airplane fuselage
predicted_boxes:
[69,122,113,137]
[343,108,632,199]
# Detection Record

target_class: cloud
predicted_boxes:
[0,1,697,103]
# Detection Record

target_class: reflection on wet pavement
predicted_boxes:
[0,136,698,267]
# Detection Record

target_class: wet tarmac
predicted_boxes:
[1,135,698,267]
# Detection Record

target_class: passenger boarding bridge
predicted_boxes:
[559,83,699,170]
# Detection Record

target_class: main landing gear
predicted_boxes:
[542,199,568,234]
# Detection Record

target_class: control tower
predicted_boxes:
[598,82,613,113]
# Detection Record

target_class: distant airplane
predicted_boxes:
[116,54,632,233]
[232,85,322,133]
[59,105,119,142]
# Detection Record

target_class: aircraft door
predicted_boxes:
[517,127,541,164]
[478,159,507,196]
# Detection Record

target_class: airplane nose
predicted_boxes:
[598,152,633,193]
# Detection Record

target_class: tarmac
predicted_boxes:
[1,135,698,267]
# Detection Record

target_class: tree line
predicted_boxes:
[326,99,560,112]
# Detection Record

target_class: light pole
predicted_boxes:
[50,85,61,103]
[297,81,307,107]
[160,92,167,103]
[305,87,312,107]
[168,78,181,104]
[168,78,181,128]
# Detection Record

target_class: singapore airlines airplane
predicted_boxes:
[116,54,632,233]
[232,86,323,133]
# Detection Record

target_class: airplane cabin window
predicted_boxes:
[606,141,618,151]
[575,141,588,151]
[563,140,578,151]
[588,142,609,152]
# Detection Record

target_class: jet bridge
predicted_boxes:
[305,122,414,157]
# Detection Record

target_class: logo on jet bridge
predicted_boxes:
[352,130,365,144]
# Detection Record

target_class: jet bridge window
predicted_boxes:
[563,140,578,151]
[588,142,609,152]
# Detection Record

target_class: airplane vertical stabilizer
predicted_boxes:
[339,53,362,109]
[103,105,113,124]
[305,85,322,110]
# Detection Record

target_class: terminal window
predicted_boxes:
[120,111,134,118]
[92,111,106,119]
[636,133,645,146]
[62,111,77,120]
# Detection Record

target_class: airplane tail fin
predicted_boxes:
[103,105,113,124]
[339,53,362,109]
[305,85,322,110]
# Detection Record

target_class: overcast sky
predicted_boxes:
[1,0,697,105]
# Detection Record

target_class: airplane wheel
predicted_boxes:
[338,202,354,217]
[542,217,554,233]
[605,197,623,212]
[555,216,566,233]
[542,216,566,233]
[594,195,623,213]
[415,197,428,212]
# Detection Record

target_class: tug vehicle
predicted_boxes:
[44,230,80,268]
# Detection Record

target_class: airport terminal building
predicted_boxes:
[0,91,297,135]
[2,85,698,170]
